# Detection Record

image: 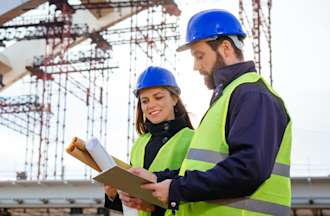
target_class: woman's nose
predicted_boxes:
[146,100,156,110]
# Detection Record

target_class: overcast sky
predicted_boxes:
[1,0,330,179]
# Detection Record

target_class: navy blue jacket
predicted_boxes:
[155,61,289,210]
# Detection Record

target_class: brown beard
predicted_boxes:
[204,52,226,90]
[203,75,215,90]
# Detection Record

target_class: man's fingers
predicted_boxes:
[152,191,159,198]
[128,167,143,175]
[141,183,156,190]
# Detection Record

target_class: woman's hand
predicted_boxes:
[104,184,117,199]
[118,191,155,212]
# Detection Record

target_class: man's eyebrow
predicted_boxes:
[192,50,204,56]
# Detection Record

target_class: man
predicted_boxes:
[124,9,292,216]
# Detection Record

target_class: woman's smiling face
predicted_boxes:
[139,87,178,124]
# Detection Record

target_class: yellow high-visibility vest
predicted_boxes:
[168,72,291,216]
[131,127,194,216]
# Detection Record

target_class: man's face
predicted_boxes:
[190,41,226,89]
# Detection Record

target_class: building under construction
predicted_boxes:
[0,0,329,215]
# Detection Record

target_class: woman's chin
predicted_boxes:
[148,117,163,124]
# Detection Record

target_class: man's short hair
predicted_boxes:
[206,36,244,60]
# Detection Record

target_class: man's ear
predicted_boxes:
[217,40,232,58]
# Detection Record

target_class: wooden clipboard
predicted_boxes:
[93,166,167,209]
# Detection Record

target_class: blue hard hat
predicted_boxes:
[177,9,246,52]
[134,66,181,97]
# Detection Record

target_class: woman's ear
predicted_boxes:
[171,94,179,106]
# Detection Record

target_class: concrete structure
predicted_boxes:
[0,0,47,25]
[292,177,330,209]
[0,0,146,92]
[1,177,330,211]
[0,180,104,208]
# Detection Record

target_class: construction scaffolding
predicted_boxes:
[0,0,274,181]
[2,1,330,216]
[0,0,181,181]
[4,2,116,181]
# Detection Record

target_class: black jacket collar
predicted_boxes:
[213,61,256,89]
[144,114,188,137]
[210,61,256,105]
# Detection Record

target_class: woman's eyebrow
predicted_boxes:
[140,90,166,99]
[153,91,166,96]
[140,96,148,100]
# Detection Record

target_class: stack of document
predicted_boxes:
[66,137,130,171]
[66,137,102,172]
[66,137,167,209]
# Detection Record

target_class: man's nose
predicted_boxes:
[193,60,200,71]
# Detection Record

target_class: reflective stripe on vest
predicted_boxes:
[187,148,227,164]
[209,198,290,216]
[186,148,290,177]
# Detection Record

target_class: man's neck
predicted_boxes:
[224,58,244,66]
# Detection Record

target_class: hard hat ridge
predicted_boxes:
[177,9,246,52]
[134,66,181,97]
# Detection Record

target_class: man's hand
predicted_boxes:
[129,167,157,183]
[118,191,155,212]
[104,184,117,199]
[141,179,172,204]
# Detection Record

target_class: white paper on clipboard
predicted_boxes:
[86,137,139,216]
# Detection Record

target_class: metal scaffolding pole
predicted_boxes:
[239,0,273,85]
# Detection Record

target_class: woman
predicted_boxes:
[104,66,194,216]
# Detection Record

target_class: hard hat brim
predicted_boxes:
[176,42,192,52]
[176,38,212,52]
[134,86,181,98]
